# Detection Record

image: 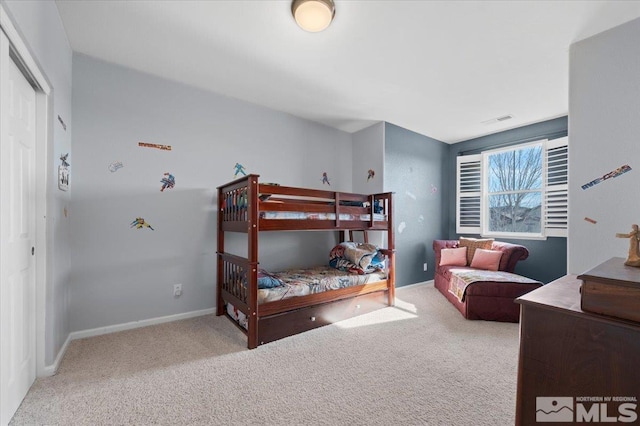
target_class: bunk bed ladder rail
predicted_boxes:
[217,253,259,319]
[216,174,260,349]
[221,187,248,222]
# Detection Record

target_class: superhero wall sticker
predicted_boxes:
[58,153,70,191]
[234,162,247,177]
[160,173,175,192]
[130,217,154,230]
[322,172,331,186]
[108,161,124,172]
[581,164,632,190]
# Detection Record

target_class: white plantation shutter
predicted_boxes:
[456,154,482,234]
[544,137,568,237]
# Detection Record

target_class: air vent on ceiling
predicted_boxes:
[481,114,514,125]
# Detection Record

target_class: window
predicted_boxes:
[456,137,568,239]
[486,143,543,236]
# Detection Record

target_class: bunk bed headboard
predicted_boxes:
[217,174,394,234]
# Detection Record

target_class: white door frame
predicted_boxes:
[0,4,51,378]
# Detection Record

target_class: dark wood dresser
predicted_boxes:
[515,274,640,425]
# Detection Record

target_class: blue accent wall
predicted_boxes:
[447,117,568,283]
[384,123,449,287]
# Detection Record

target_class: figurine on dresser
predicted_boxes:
[616,224,640,267]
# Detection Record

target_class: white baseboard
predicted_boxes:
[42,308,215,376]
[40,333,71,377]
[398,280,433,289]
[70,308,216,340]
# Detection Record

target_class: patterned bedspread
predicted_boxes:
[448,269,541,303]
[258,266,386,304]
[226,266,387,330]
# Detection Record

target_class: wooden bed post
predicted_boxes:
[216,185,225,316]
[247,175,260,349]
[387,194,396,306]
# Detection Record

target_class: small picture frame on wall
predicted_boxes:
[58,165,69,191]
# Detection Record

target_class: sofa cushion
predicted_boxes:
[459,237,494,265]
[470,249,503,271]
[465,280,542,298]
[439,247,468,267]
[438,265,475,283]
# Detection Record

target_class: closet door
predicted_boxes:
[0,29,37,426]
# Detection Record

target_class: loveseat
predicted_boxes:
[432,239,541,322]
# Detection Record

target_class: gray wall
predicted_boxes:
[70,54,353,331]
[447,117,568,284]
[3,0,73,366]
[352,122,384,195]
[569,17,640,274]
[352,122,386,247]
[384,122,449,286]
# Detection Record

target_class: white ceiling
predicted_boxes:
[55,0,640,144]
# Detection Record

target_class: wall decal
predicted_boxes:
[398,221,406,234]
[367,169,375,181]
[405,191,416,200]
[160,172,175,192]
[584,217,597,224]
[108,161,124,172]
[321,172,331,186]
[58,153,69,191]
[60,153,70,167]
[431,184,438,194]
[130,217,154,230]
[138,141,172,151]
[234,162,247,177]
[581,164,632,190]
[57,115,67,131]
[63,207,68,218]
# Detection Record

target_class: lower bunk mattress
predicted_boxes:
[225,266,387,329]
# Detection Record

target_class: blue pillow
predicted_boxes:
[370,252,386,269]
[257,269,284,289]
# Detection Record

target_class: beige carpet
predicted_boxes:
[10,283,520,426]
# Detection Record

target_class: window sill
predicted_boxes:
[481,233,548,241]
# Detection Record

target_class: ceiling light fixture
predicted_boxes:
[291,0,335,33]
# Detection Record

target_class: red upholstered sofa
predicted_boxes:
[432,239,541,322]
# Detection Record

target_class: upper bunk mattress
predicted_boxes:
[259,211,386,221]
[258,266,386,304]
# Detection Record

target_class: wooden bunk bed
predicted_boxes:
[216,174,395,349]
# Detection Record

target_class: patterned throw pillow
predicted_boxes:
[458,237,494,266]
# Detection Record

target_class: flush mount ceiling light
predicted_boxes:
[292,0,335,32]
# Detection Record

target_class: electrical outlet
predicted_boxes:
[423,263,428,271]
[173,284,182,297]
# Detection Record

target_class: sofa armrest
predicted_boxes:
[433,239,529,273]
[491,241,529,272]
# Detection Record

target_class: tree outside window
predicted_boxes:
[486,143,543,236]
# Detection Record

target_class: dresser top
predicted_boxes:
[516,274,582,313]
[516,271,640,329]
[577,257,640,287]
